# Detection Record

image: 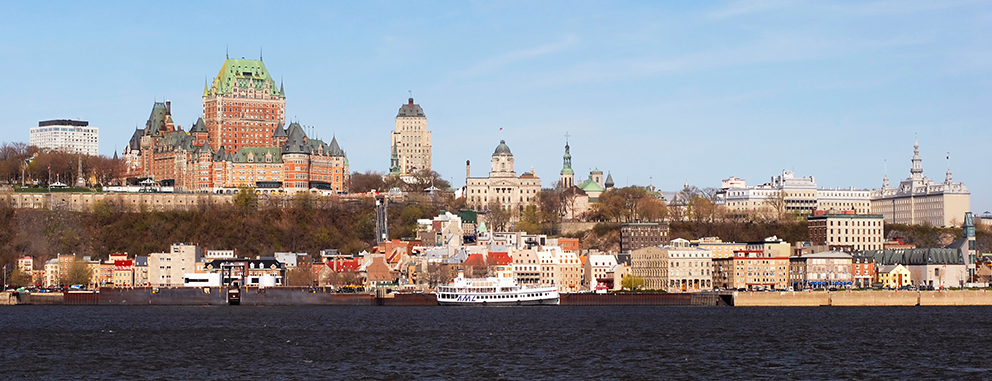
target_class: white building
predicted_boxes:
[720,171,870,216]
[30,120,99,156]
[870,140,970,227]
[148,243,203,287]
[465,140,541,213]
[583,254,618,290]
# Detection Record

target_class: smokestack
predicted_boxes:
[466,160,471,179]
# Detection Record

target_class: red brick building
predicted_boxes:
[123,58,349,193]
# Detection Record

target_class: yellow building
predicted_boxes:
[877,264,911,288]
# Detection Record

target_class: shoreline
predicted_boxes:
[5,288,992,307]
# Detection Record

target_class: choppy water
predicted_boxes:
[1,305,991,380]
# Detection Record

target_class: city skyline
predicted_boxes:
[1,2,989,210]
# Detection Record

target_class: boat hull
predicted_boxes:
[437,297,559,306]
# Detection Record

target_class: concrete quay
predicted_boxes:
[733,290,992,307]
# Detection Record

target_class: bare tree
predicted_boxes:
[485,200,511,232]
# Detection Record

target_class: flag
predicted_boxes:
[47,165,50,170]
[499,127,503,131]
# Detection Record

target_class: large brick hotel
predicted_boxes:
[123,57,349,193]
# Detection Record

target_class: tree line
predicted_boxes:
[0,141,125,187]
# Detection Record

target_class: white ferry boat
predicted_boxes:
[435,267,559,306]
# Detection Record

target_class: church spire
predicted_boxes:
[559,138,574,189]
[910,138,923,179]
[389,142,400,175]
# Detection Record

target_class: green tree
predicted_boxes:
[514,205,541,234]
[621,274,645,291]
[8,268,32,288]
[64,258,93,287]
[233,186,258,214]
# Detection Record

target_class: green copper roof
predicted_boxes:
[207,58,284,98]
[560,143,573,175]
[578,177,604,193]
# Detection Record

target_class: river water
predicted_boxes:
[1,305,991,380]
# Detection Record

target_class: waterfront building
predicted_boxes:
[30,119,99,156]
[43,259,58,288]
[870,140,970,227]
[620,222,670,253]
[512,248,540,285]
[712,238,790,290]
[801,251,853,288]
[534,246,581,292]
[16,256,33,280]
[788,257,807,290]
[113,258,135,287]
[719,171,870,216]
[877,264,911,289]
[201,258,285,287]
[863,248,967,288]
[464,140,541,213]
[583,253,618,290]
[851,253,876,288]
[807,210,885,252]
[389,98,431,175]
[148,244,203,287]
[133,256,148,286]
[631,238,714,292]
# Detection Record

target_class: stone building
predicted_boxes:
[719,171,871,216]
[464,140,541,213]
[807,210,885,252]
[870,140,970,227]
[620,222,670,253]
[389,98,431,175]
[631,238,713,292]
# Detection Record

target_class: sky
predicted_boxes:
[1,1,990,210]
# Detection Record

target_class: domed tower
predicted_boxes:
[560,142,574,189]
[490,140,515,178]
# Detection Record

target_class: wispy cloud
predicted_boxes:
[520,32,929,89]
[455,35,580,78]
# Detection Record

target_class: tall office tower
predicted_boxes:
[390,98,431,175]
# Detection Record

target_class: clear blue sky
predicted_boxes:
[2,1,990,211]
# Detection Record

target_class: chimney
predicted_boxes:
[165,100,171,114]
[409,98,414,105]
[466,160,471,178]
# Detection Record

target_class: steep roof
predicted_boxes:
[145,102,169,136]
[207,58,283,98]
[128,129,145,150]
[604,172,615,188]
[864,248,964,266]
[189,117,207,133]
[326,136,345,157]
[397,97,425,118]
[282,122,309,154]
[231,147,282,163]
[272,122,287,137]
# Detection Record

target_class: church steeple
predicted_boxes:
[559,141,574,189]
[389,142,400,175]
[911,139,923,179]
